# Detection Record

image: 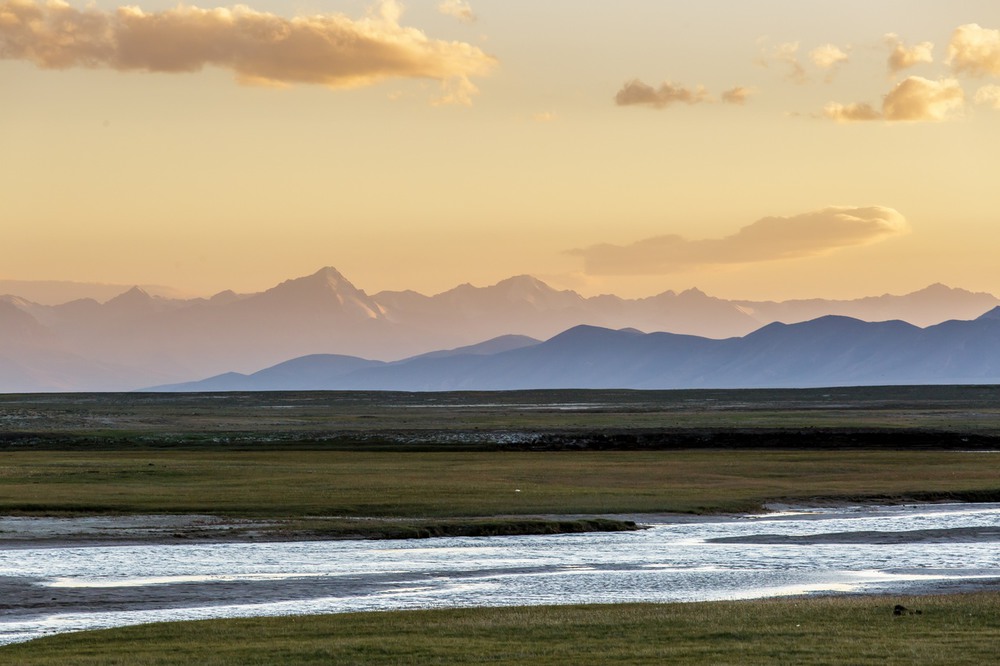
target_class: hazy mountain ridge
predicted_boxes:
[152,308,1000,392]
[2,267,999,391]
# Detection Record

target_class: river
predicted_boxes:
[2,502,999,646]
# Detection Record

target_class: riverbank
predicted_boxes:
[4,592,1000,664]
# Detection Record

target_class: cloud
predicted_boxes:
[531,111,557,122]
[947,23,1000,77]
[758,41,807,84]
[884,33,933,75]
[824,76,964,123]
[614,79,709,108]
[570,206,907,275]
[721,86,752,105]
[975,84,1000,109]
[823,102,881,122]
[437,0,475,24]
[883,76,964,121]
[0,0,496,102]
[810,44,849,69]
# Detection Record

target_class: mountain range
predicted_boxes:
[1,266,999,392]
[153,307,1000,391]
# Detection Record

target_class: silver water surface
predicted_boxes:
[2,503,999,646]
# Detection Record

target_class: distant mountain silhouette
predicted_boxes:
[149,312,1000,391]
[735,283,999,328]
[2,267,999,391]
[0,279,186,306]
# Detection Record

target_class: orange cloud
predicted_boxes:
[883,76,964,120]
[570,206,908,275]
[614,79,709,108]
[0,1,496,102]
[825,76,964,123]
[947,23,1000,77]
[884,33,934,75]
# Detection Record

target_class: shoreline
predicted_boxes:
[0,514,646,550]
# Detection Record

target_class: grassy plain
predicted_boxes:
[2,387,1000,531]
[4,593,1000,665]
[2,449,1000,519]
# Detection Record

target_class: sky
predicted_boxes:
[2,0,1000,300]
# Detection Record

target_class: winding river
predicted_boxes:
[2,502,999,646]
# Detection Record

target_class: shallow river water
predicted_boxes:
[2,503,999,646]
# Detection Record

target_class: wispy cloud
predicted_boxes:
[975,84,1000,109]
[721,86,753,105]
[570,206,907,275]
[884,33,934,75]
[824,76,964,123]
[947,23,1000,77]
[614,80,751,109]
[823,102,881,122]
[810,44,849,69]
[614,79,709,108]
[0,0,496,102]
[758,41,808,84]
[437,0,476,24]
[810,43,850,83]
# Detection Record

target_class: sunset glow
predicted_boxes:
[3,0,999,300]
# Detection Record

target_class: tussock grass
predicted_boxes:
[4,593,1000,664]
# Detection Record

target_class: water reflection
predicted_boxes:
[1,503,998,646]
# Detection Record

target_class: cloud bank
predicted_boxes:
[0,0,495,101]
[947,23,1000,77]
[825,76,964,123]
[570,206,907,275]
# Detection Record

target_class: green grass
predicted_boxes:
[4,593,1000,664]
[4,386,1000,441]
[2,449,999,518]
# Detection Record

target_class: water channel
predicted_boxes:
[2,503,999,646]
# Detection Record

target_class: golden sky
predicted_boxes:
[2,0,999,299]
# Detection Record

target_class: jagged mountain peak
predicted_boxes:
[678,287,709,299]
[494,274,551,291]
[108,286,151,301]
[491,275,582,305]
[103,286,156,311]
[269,267,364,296]
[260,267,386,319]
